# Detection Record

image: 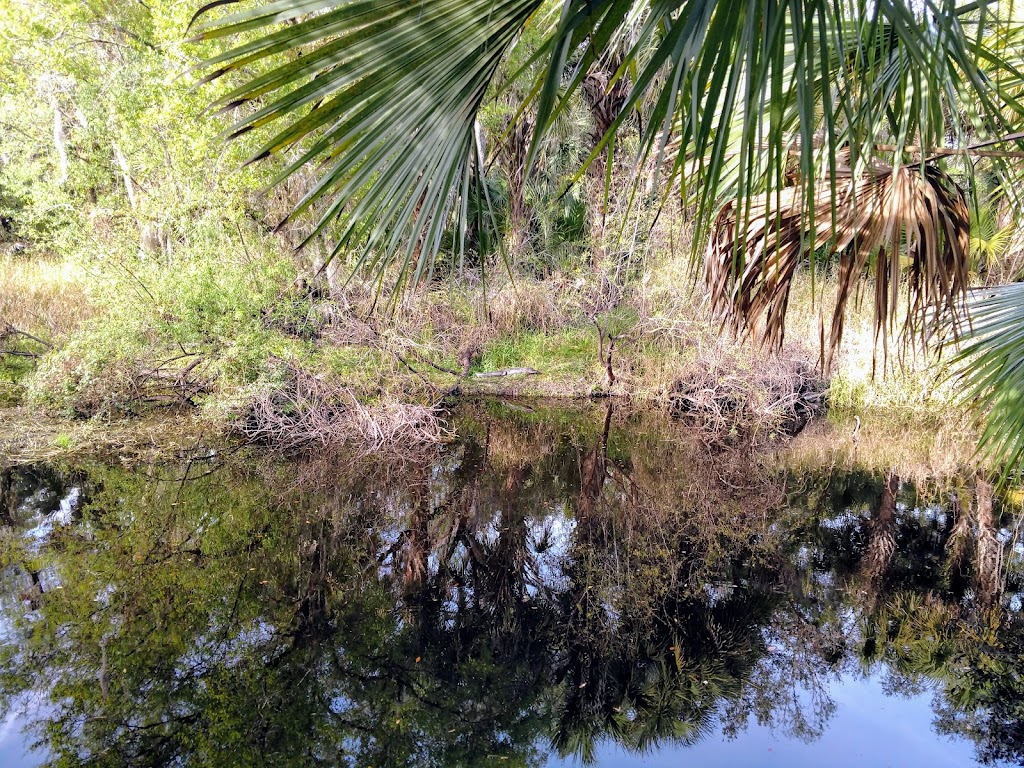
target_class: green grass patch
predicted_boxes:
[480,327,596,379]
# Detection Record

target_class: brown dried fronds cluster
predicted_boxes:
[706,157,970,368]
[238,361,446,453]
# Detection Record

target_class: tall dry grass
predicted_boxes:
[0,258,97,341]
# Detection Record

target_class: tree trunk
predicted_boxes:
[503,117,533,258]
[581,67,630,271]
[48,87,68,185]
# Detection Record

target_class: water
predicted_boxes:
[0,401,1021,767]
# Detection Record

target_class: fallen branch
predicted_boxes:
[402,346,461,377]
[2,324,53,349]
[390,350,443,393]
[136,354,213,408]
[0,349,39,358]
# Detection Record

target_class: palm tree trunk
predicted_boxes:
[502,117,533,257]
[581,67,630,272]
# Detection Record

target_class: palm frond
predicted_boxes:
[951,283,1024,483]
[190,0,1024,294]
[705,156,970,366]
[692,0,1024,361]
[970,205,1015,274]
[190,0,548,289]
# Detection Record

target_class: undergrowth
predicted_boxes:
[1,237,959,451]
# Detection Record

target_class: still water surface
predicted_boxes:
[0,402,1021,767]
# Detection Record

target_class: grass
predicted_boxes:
[0,257,96,340]
[0,257,97,398]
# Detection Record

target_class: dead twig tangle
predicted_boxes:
[239,361,446,454]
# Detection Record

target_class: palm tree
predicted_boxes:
[189,0,1024,476]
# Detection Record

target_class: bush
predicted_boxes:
[29,321,150,417]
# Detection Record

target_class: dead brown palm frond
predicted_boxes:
[705,156,970,370]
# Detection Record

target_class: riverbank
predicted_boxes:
[0,406,214,465]
[0,250,966,456]
[0,394,984,494]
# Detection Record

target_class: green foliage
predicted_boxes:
[24,248,316,416]
[0,0,280,260]
[970,204,1016,279]
[594,306,638,338]
[0,349,35,395]
[950,283,1024,484]
[28,319,150,417]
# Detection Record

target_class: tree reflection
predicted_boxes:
[0,404,1021,766]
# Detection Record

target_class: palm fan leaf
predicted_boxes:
[189,0,642,288]
[189,0,550,288]
[705,156,970,367]
[693,0,1024,368]
[949,282,1024,483]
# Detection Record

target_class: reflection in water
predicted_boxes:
[0,402,1021,767]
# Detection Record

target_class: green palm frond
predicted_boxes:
[951,282,1024,483]
[188,0,646,288]
[970,205,1015,274]
[190,0,1024,296]
[189,0,549,289]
